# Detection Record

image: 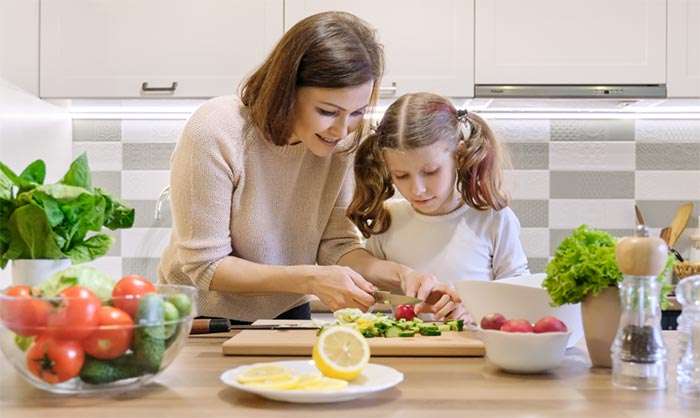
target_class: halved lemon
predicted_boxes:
[312,326,370,381]
[237,364,293,384]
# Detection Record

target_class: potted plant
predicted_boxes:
[542,225,673,368]
[0,153,134,285]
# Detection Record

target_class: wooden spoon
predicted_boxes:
[668,202,694,248]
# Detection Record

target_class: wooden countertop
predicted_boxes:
[1,332,698,418]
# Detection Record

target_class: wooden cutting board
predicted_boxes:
[222,330,485,357]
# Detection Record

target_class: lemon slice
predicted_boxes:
[299,377,349,391]
[237,364,293,384]
[246,375,300,390]
[292,373,323,389]
[312,326,370,381]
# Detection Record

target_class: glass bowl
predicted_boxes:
[0,283,197,394]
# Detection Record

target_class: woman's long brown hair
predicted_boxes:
[240,11,384,150]
[348,93,509,238]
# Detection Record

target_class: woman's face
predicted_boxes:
[383,139,462,216]
[292,81,374,157]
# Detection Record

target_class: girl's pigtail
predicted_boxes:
[455,112,510,211]
[347,133,395,238]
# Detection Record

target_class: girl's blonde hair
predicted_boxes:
[240,11,384,150]
[348,92,509,238]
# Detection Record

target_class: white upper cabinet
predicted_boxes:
[40,0,283,98]
[285,0,474,98]
[668,0,700,97]
[475,0,666,85]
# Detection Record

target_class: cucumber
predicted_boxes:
[398,330,416,337]
[419,327,441,336]
[163,301,180,339]
[133,294,166,373]
[438,324,451,333]
[166,293,192,317]
[385,326,401,338]
[80,355,141,384]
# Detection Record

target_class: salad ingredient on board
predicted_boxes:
[330,308,463,338]
[394,304,416,321]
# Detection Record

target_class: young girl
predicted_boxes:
[348,92,529,300]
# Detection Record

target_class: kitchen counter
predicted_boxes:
[1,332,698,418]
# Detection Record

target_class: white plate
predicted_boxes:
[220,360,403,403]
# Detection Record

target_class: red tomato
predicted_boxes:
[1,285,50,336]
[111,275,156,318]
[26,336,84,384]
[46,286,101,341]
[82,306,134,359]
[395,304,416,321]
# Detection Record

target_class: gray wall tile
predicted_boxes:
[126,200,172,228]
[636,143,700,170]
[510,200,548,227]
[504,143,548,169]
[73,120,121,142]
[635,201,700,228]
[123,143,176,170]
[551,171,634,198]
[550,229,634,256]
[91,171,121,198]
[551,119,634,142]
[106,230,121,257]
[528,257,550,274]
[122,258,161,283]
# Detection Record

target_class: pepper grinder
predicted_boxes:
[611,224,669,390]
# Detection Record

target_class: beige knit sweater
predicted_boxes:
[158,96,363,321]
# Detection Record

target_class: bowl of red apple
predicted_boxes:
[478,313,571,374]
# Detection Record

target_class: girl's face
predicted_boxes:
[383,139,462,216]
[292,81,374,157]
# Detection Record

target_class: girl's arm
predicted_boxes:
[492,208,530,279]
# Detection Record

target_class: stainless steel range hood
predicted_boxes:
[474,85,666,98]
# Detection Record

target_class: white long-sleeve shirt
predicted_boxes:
[366,199,529,283]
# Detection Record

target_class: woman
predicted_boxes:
[158,11,461,323]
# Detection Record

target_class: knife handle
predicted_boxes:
[190,318,230,334]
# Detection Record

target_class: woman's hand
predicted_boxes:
[307,265,377,312]
[400,270,463,320]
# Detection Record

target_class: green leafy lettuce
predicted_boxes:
[543,225,674,308]
[40,265,114,302]
[0,153,134,268]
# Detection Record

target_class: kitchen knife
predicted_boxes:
[190,318,321,334]
[373,290,422,306]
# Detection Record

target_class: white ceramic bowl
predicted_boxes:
[479,329,570,373]
[455,273,583,348]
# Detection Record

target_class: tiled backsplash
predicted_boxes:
[73,117,700,281]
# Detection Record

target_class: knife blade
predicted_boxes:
[373,290,422,306]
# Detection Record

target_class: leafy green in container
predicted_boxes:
[543,225,674,308]
[0,153,134,268]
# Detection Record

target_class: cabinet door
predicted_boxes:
[40,0,283,98]
[668,0,700,97]
[285,0,474,98]
[475,0,666,84]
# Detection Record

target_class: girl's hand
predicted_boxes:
[308,266,377,312]
[422,293,471,321]
[400,270,462,319]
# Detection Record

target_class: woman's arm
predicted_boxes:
[209,255,376,311]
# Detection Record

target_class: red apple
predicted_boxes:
[533,316,568,333]
[480,313,507,330]
[500,319,534,333]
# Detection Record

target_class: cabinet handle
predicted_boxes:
[379,83,397,98]
[141,81,178,92]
